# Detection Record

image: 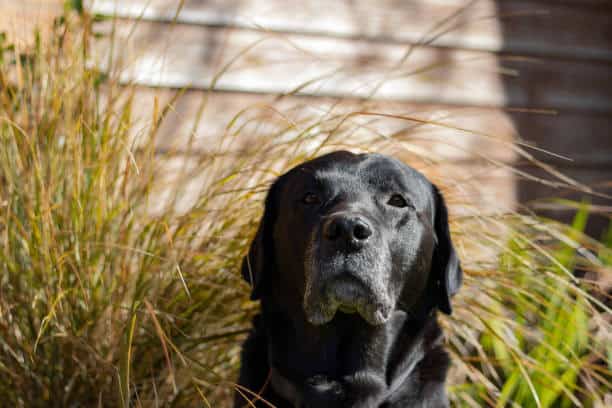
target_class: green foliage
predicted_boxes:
[450,206,611,407]
[497,208,591,407]
[65,0,84,14]
[0,11,609,408]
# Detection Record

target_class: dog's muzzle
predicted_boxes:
[303,213,393,326]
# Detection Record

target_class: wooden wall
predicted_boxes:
[6,1,610,232]
[0,0,63,45]
[495,1,612,236]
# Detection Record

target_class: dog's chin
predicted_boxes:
[303,278,393,326]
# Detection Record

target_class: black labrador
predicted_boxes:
[235,151,462,407]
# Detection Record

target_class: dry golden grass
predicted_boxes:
[0,8,609,408]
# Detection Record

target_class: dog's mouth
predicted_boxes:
[303,229,394,326]
[303,266,393,326]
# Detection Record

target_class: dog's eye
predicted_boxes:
[387,194,409,208]
[302,192,321,205]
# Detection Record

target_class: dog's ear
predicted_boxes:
[241,178,281,300]
[431,185,462,315]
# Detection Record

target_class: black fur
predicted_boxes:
[236,151,462,407]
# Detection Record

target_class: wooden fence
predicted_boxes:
[4,0,611,234]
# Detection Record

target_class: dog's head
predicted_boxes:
[242,151,462,326]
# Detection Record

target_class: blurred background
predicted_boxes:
[3,0,610,234]
[1,1,610,406]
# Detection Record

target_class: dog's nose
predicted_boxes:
[323,214,372,243]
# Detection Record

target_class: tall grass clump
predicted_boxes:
[0,9,610,408]
[0,14,253,406]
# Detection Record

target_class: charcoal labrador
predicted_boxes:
[235,151,462,407]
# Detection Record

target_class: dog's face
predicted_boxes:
[242,151,461,326]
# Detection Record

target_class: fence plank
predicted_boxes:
[88,0,612,61]
[126,87,517,161]
[125,87,610,169]
[93,21,612,112]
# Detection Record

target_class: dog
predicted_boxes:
[235,151,462,407]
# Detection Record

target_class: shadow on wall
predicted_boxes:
[495,0,612,238]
